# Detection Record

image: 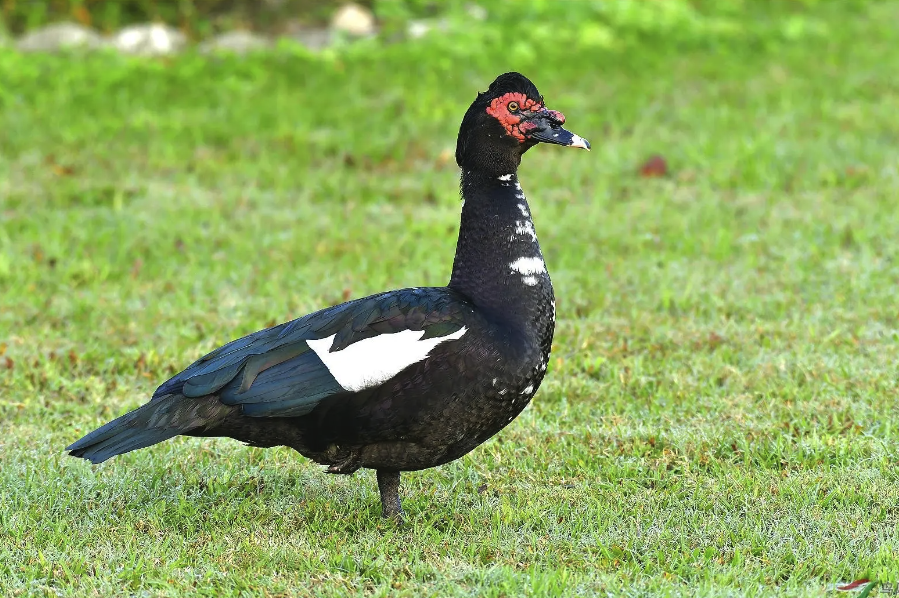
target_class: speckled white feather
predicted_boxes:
[515,220,537,241]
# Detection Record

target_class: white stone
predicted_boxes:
[16,22,104,52]
[113,23,186,56]
[406,18,449,39]
[199,31,270,54]
[407,21,430,39]
[331,3,376,37]
[307,327,466,392]
[287,27,332,51]
[466,4,488,20]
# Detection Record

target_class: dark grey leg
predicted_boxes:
[376,469,403,519]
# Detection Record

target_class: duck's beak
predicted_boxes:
[526,109,591,150]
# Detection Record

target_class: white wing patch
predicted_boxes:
[307,327,467,392]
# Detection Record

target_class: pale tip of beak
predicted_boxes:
[569,134,591,150]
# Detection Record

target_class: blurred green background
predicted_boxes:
[2,1,898,597]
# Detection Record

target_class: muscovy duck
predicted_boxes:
[67,72,590,519]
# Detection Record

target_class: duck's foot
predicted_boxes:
[325,449,361,474]
[376,469,403,520]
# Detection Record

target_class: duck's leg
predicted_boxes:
[376,469,403,519]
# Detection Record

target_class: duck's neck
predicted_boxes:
[448,170,554,325]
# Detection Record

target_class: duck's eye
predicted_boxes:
[508,101,519,113]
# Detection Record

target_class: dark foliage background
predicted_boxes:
[0,0,375,35]
[2,0,875,37]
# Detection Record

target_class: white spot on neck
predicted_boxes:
[521,276,538,286]
[307,327,467,392]
[522,384,534,395]
[510,256,545,275]
[498,174,513,181]
[515,220,537,242]
[517,203,529,217]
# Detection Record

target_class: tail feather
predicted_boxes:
[66,394,232,464]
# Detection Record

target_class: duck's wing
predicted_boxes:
[153,287,472,417]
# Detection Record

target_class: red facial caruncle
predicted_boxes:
[485,92,566,143]
[545,110,565,124]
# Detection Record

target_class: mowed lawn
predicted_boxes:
[2,3,899,596]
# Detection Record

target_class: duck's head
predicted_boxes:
[455,72,590,176]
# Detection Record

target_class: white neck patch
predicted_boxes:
[307,327,467,392]
[510,256,545,275]
[509,256,546,286]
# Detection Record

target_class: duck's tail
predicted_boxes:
[66,394,231,464]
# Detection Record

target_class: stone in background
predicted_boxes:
[331,3,376,37]
[113,23,187,56]
[198,30,271,54]
[16,22,105,52]
[6,3,386,55]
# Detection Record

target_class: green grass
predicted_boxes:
[2,2,899,596]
